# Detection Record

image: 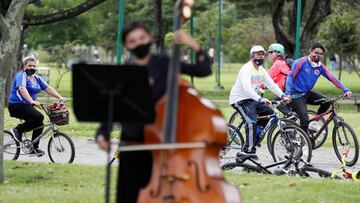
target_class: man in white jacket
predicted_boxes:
[229,45,290,158]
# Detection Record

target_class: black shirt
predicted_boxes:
[96,50,212,142]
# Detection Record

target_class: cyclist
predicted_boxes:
[286,43,352,134]
[229,45,290,159]
[8,55,65,155]
[263,43,294,117]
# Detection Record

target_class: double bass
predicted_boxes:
[137,0,242,202]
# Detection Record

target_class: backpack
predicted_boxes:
[285,57,294,68]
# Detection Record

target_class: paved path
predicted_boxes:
[5,136,360,173]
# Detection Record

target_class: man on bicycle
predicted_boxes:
[229,45,290,158]
[8,55,65,156]
[286,43,352,134]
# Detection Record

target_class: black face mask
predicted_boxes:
[25,69,36,76]
[130,42,152,59]
[253,58,264,66]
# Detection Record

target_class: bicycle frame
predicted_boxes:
[229,102,285,147]
[308,102,339,141]
[15,104,61,152]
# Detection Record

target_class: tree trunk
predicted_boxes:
[0,76,5,182]
[272,0,331,58]
[0,0,29,183]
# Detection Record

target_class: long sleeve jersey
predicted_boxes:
[229,61,284,105]
[285,56,349,98]
[267,58,290,91]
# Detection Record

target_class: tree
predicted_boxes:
[0,0,106,183]
[318,1,360,79]
[271,0,332,57]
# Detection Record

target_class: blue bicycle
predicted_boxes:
[220,101,312,163]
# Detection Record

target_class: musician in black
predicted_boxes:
[95,21,212,203]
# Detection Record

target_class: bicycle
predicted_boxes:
[332,149,360,180]
[222,153,343,179]
[3,102,75,163]
[281,95,358,166]
[220,100,312,163]
[229,108,328,149]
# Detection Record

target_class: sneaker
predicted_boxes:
[10,128,22,142]
[30,148,45,157]
[236,151,259,160]
[308,121,321,132]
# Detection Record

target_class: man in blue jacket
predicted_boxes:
[286,43,352,133]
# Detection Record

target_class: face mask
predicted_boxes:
[130,42,152,59]
[314,55,320,63]
[253,58,264,66]
[25,69,36,76]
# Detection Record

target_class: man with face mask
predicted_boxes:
[229,45,290,158]
[8,55,65,156]
[286,43,352,134]
[95,21,212,203]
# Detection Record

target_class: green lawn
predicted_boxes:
[1,161,360,203]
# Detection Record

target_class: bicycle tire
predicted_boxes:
[48,132,75,163]
[220,124,244,160]
[266,119,299,156]
[308,110,328,149]
[299,165,344,179]
[271,125,312,163]
[3,130,20,160]
[228,111,243,126]
[221,162,263,173]
[332,121,359,166]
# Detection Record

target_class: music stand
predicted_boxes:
[71,62,155,203]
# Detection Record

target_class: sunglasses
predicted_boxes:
[27,65,36,67]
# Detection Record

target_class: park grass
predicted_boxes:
[1,161,360,203]
[0,161,117,203]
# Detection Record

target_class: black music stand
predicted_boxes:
[71,62,155,203]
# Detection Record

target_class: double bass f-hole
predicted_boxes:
[188,161,210,193]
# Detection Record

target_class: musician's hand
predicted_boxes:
[173,30,201,51]
[96,135,110,151]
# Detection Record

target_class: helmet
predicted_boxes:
[250,45,266,55]
[268,43,285,55]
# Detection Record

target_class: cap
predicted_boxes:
[250,45,266,54]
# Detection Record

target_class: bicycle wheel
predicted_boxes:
[220,124,244,162]
[271,125,312,163]
[308,110,328,149]
[267,119,299,155]
[228,111,243,126]
[299,165,343,179]
[332,121,359,166]
[3,130,20,160]
[48,132,75,163]
[221,162,263,173]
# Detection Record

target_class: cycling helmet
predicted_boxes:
[268,43,285,55]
